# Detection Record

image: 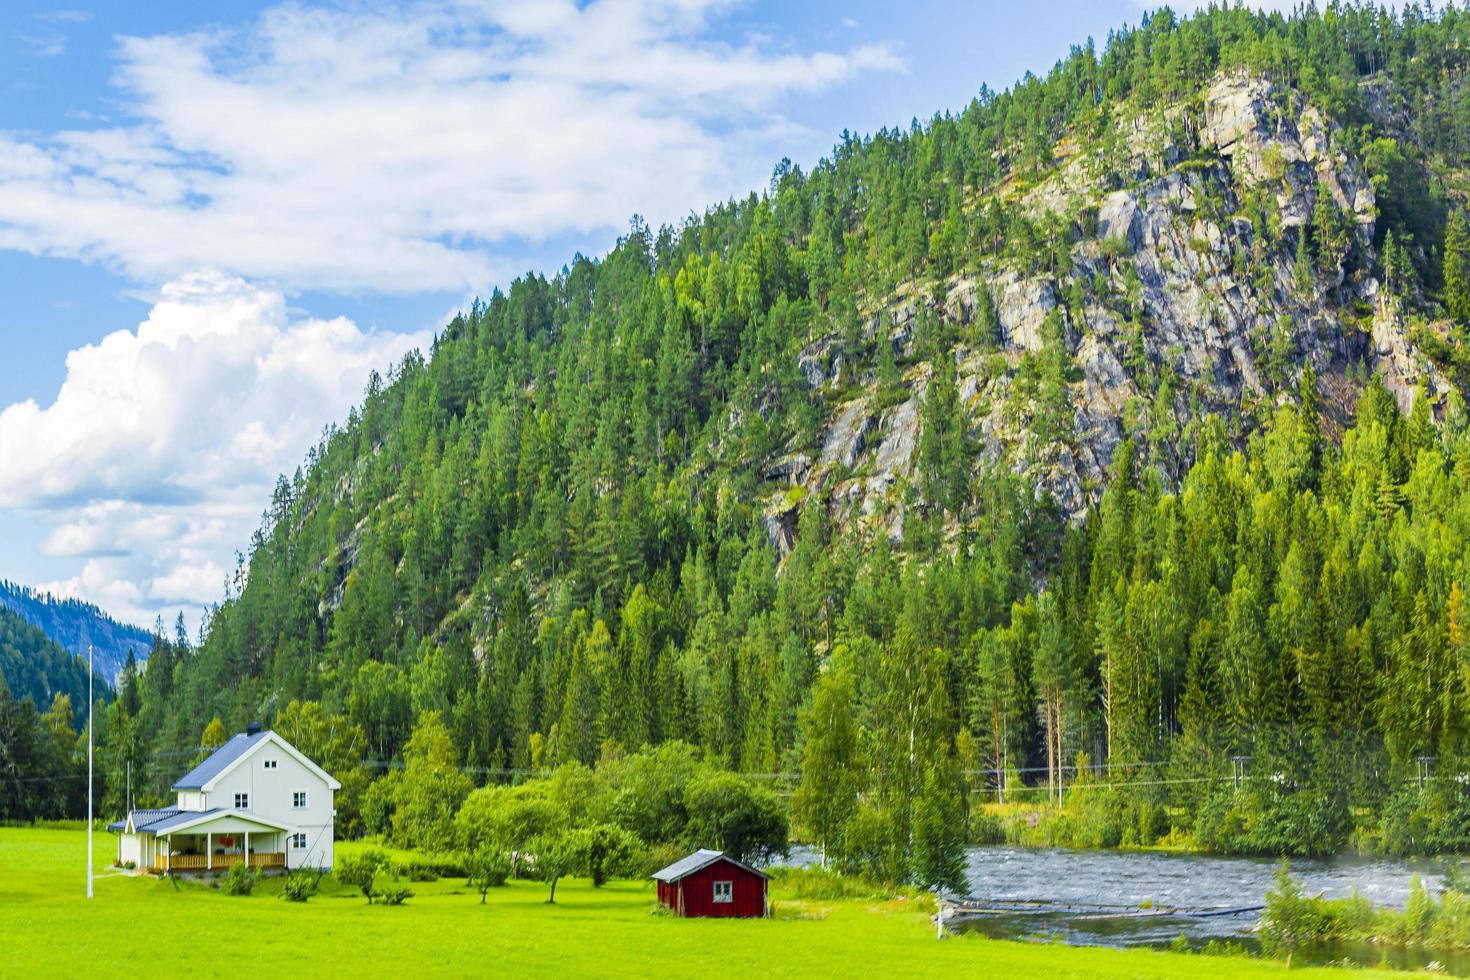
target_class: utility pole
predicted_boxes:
[87,643,94,900]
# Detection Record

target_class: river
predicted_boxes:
[947,846,1462,972]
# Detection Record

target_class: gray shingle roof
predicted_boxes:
[171,731,270,790]
[651,848,770,882]
[141,808,225,833]
[106,807,180,833]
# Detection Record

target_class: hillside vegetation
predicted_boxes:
[32,5,1470,861]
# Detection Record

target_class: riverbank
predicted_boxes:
[4,826,1364,978]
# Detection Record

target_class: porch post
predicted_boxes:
[165,835,171,872]
[207,832,212,871]
[245,831,250,869]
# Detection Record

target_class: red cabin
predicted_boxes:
[652,848,770,918]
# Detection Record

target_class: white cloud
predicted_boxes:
[2,271,428,624]
[0,0,901,293]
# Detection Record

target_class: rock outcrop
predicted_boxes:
[758,72,1449,553]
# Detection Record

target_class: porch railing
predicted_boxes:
[156,852,285,872]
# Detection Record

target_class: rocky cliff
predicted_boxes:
[770,73,1453,551]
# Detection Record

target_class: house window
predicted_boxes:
[233,792,249,809]
[292,791,308,809]
[713,880,733,904]
[291,833,307,850]
[263,759,278,769]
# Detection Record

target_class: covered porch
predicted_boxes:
[152,832,287,872]
[143,811,294,874]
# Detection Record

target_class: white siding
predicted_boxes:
[202,737,335,869]
[177,791,207,811]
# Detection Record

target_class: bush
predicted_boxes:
[967,809,1005,846]
[380,886,414,905]
[392,857,466,879]
[1380,780,1470,856]
[281,872,319,903]
[1193,783,1348,857]
[221,861,258,896]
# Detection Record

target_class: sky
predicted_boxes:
[0,0,1296,630]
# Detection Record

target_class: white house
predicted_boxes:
[108,724,340,873]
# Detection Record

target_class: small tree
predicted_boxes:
[684,772,789,866]
[793,670,861,866]
[530,833,576,904]
[336,848,387,904]
[466,846,512,904]
[566,823,641,887]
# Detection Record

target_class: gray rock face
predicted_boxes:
[798,335,843,389]
[819,398,876,469]
[769,71,1445,544]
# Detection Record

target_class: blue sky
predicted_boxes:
[0,0,1217,627]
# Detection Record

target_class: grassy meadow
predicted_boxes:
[0,826,1381,978]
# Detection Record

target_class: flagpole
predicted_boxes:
[87,642,94,900]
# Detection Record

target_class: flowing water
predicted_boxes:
[947,846,1465,973]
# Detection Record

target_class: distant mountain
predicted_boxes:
[0,581,152,683]
[0,604,99,715]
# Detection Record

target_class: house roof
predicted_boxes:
[171,731,270,790]
[170,729,341,792]
[651,849,771,883]
[135,807,296,835]
[107,807,182,833]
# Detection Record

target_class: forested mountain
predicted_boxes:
[54,5,1470,859]
[0,580,152,683]
[0,605,94,724]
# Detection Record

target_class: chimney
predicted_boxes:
[245,722,262,736]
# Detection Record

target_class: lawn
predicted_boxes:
[1,826,1374,978]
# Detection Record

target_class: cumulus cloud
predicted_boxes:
[0,0,901,293]
[2,271,428,623]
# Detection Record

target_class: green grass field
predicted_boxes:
[1,827,1377,978]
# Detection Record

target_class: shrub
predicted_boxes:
[380,886,414,906]
[221,861,258,896]
[392,857,466,879]
[967,810,1005,846]
[281,872,319,903]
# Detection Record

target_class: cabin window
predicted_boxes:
[263,759,278,769]
[234,792,249,809]
[713,880,732,903]
[291,833,307,849]
[292,791,308,809]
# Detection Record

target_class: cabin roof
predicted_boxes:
[651,848,770,882]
